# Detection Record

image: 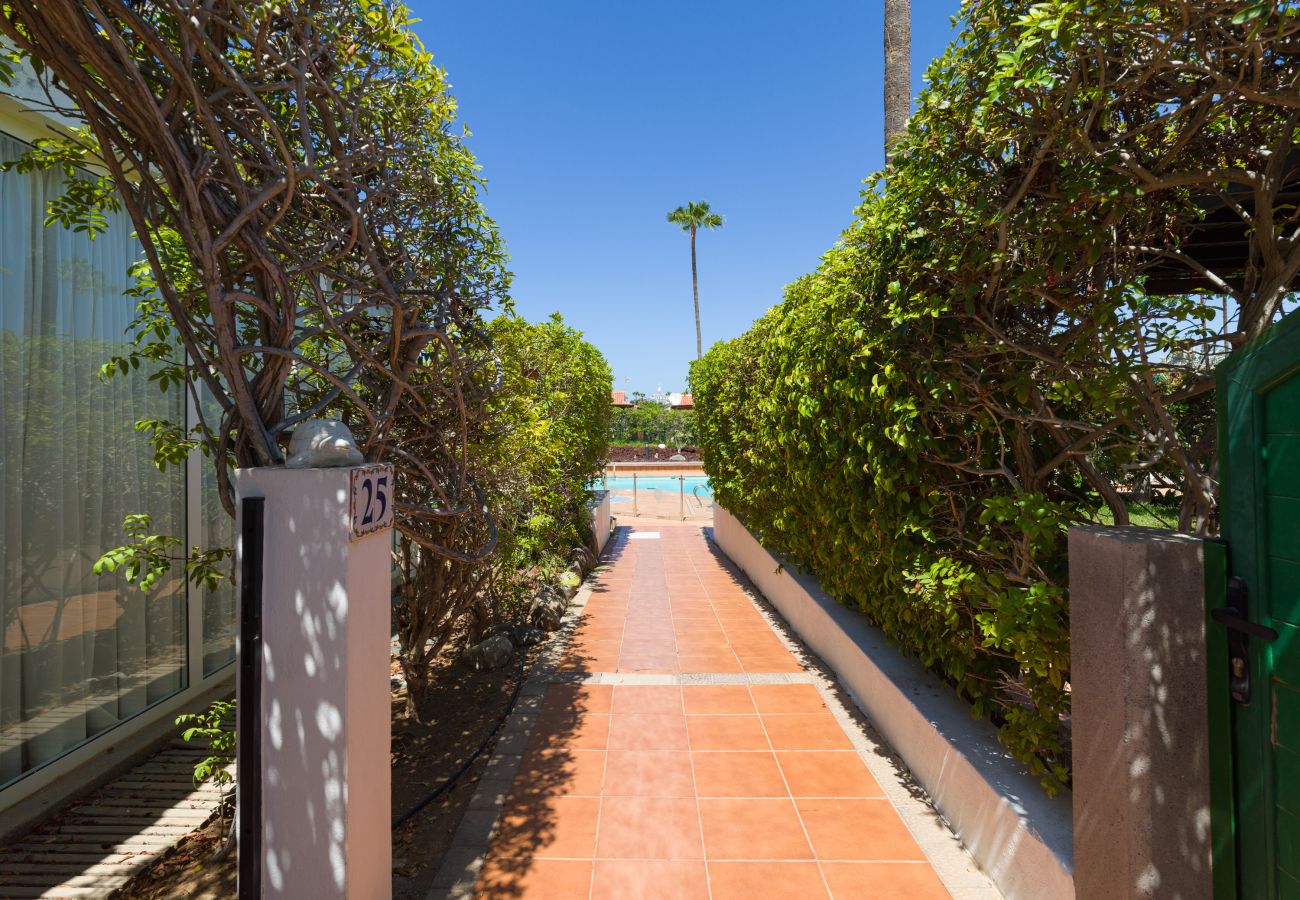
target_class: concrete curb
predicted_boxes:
[711,506,1075,900]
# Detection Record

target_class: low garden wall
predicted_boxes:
[713,505,1075,900]
[587,490,611,555]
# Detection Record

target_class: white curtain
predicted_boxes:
[0,132,186,786]
[200,385,235,675]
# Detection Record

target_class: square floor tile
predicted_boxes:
[602,751,695,797]
[617,658,679,674]
[749,684,828,714]
[686,715,771,751]
[583,602,629,614]
[528,714,611,752]
[682,685,756,715]
[776,751,883,798]
[541,684,614,716]
[738,655,805,673]
[569,639,624,656]
[627,640,680,653]
[612,685,683,716]
[820,862,950,899]
[762,714,853,751]
[795,799,926,861]
[625,622,678,635]
[698,799,813,860]
[607,713,689,751]
[560,653,621,673]
[691,751,788,798]
[675,638,734,654]
[671,605,716,617]
[575,626,627,642]
[715,609,763,621]
[491,795,601,859]
[675,620,727,635]
[596,796,703,859]
[511,749,606,799]
[591,859,710,900]
[706,861,829,899]
[678,654,743,674]
[728,637,789,655]
[477,858,594,900]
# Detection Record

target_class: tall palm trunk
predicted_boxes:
[690,226,702,359]
[884,0,911,161]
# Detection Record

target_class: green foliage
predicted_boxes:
[610,404,696,449]
[175,698,235,788]
[666,201,724,232]
[1,0,511,481]
[693,0,1300,793]
[94,514,232,594]
[481,313,613,594]
[0,133,121,237]
[395,311,611,708]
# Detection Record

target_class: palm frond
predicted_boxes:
[665,200,724,231]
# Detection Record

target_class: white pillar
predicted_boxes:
[236,466,393,900]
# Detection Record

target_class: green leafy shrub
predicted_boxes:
[393,312,613,712]
[611,404,696,449]
[482,313,614,591]
[693,0,1300,793]
[175,698,235,788]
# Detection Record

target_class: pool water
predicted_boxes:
[602,474,713,495]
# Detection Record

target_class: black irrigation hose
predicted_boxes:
[391,655,527,830]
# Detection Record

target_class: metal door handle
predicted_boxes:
[1211,607,1279,642]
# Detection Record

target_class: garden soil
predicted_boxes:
[119,637,539,899]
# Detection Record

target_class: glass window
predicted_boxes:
[200,387,235,675]
[0,132,187,786]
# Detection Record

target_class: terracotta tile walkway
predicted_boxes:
[461,526,991,900]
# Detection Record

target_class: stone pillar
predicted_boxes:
[236,466,393,900]
[1068,525,1213,900]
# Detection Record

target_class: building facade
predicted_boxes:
[0,61,235,815]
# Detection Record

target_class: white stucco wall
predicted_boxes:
[236,467,392,900]
[589,490,612,555]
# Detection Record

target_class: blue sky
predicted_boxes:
[412,1,964,395]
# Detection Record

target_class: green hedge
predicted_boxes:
[692,286,1072,791]
[691,0,1300,792]
[610,405,695,448]
[482,312,613,591]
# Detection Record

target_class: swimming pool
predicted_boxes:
[602,474,713,495]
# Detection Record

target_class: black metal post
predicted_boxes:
[237,497,265,899]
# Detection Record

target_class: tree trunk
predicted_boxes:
[690,226,702,359]
[883,0,911,161]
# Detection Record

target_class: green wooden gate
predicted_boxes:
[1216,307,1300,898]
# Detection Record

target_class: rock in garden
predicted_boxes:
[557,569,581,600]
[486,622,516,641]
[484,622,546,647]
[462,633,514,670]
[511,625,546,647]
[569,545,597,574]
[529,587,567,631]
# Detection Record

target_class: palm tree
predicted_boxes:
[666,201,724,359]
[883,0,911,160]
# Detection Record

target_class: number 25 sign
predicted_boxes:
[350,464,394,539]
